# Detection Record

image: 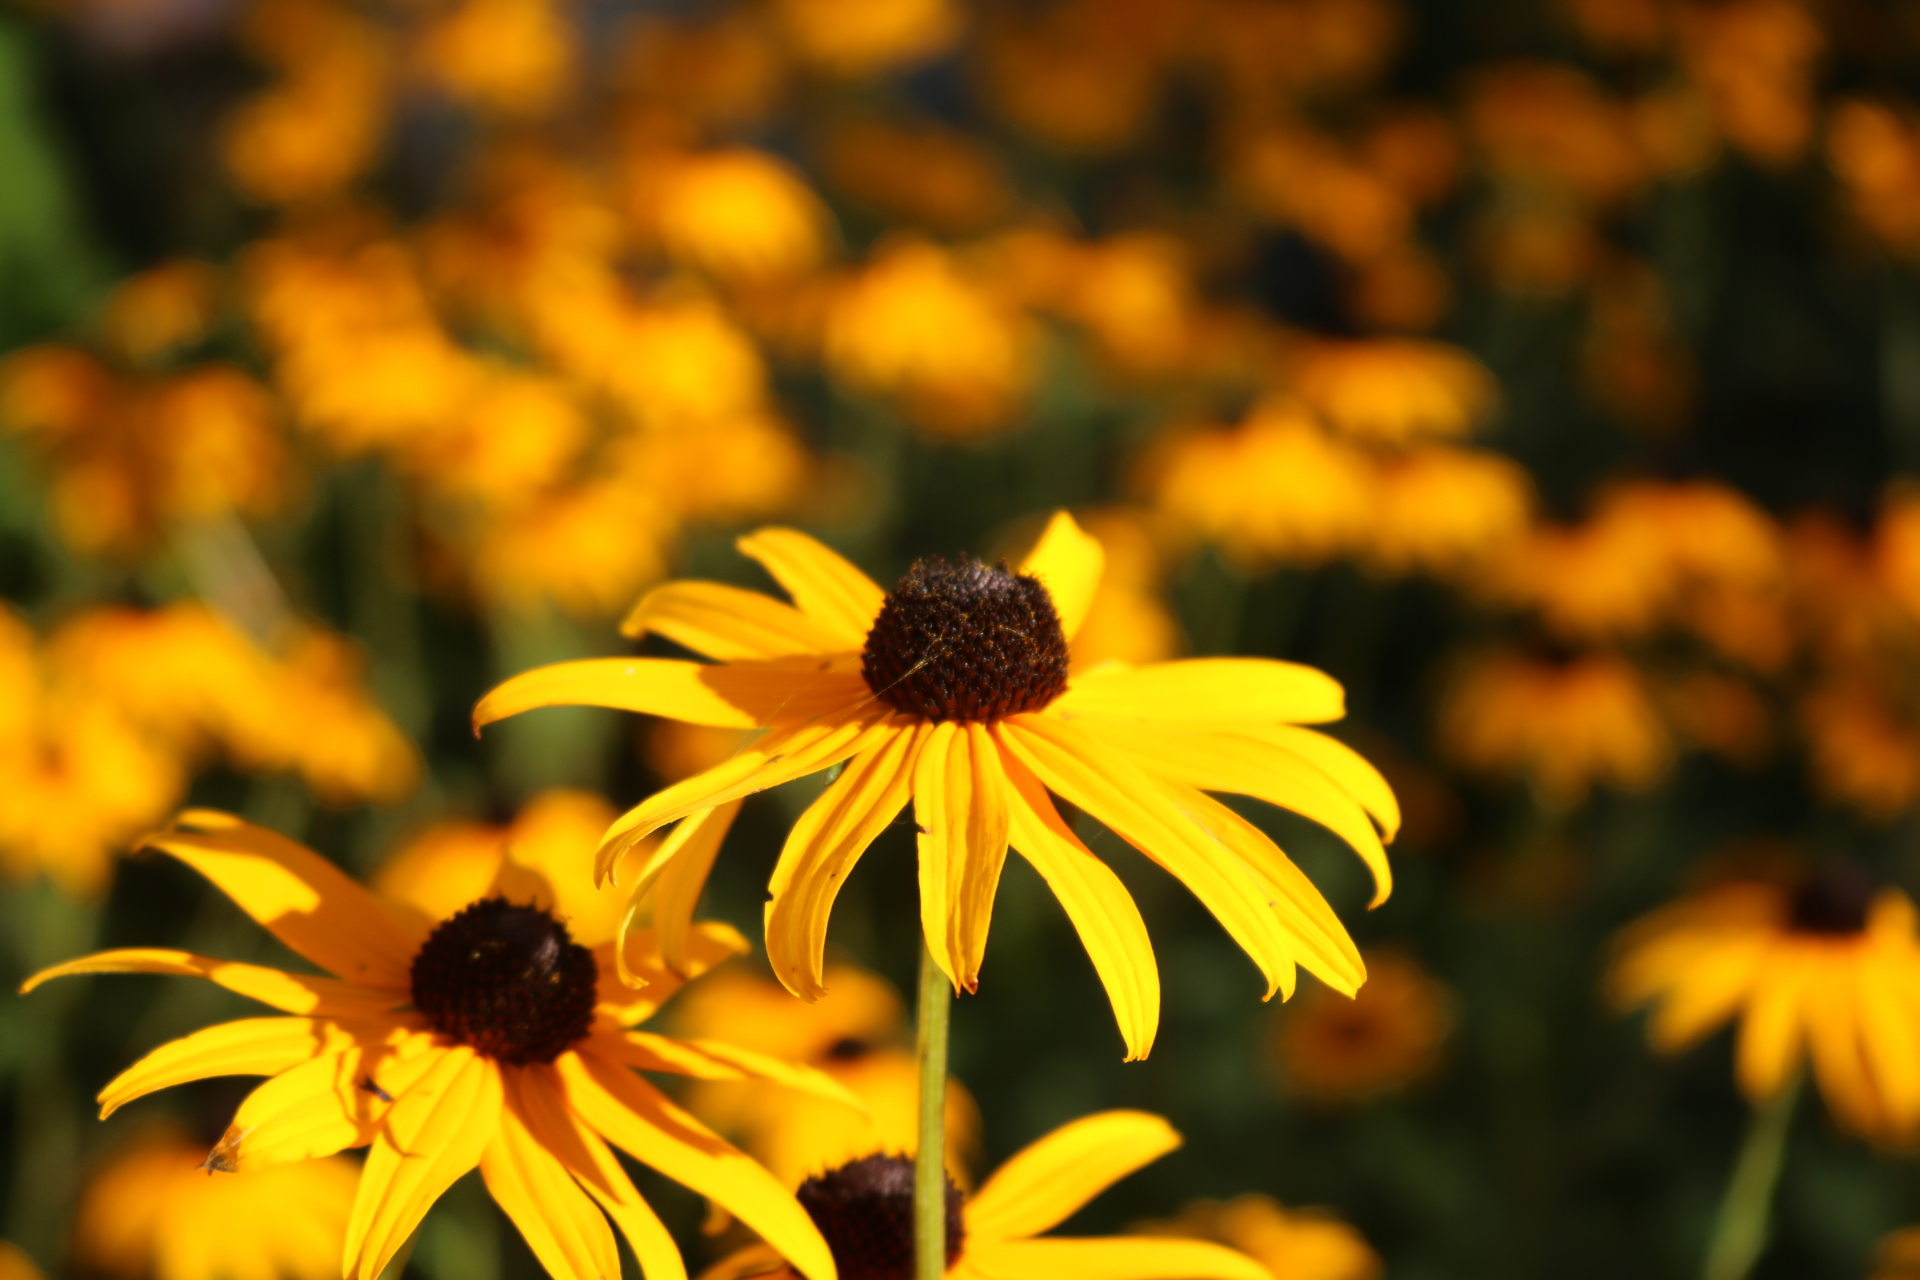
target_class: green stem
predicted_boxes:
[1702,1076,1802,1280]
[914,940,952,1280]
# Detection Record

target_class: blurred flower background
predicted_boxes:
[4,0,1920,1275]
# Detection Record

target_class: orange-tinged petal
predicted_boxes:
[21,949,405,1018]
[622,582,850,661]
[557,1048,838,1280]
[477,659,765,731]
[599,1030,867,1112]
[965,1111,1180,1243]
[765,726,926,1001]
[915,721,1011,994]
[597,922,750,1027]
[98,1017,348,1118]
[346,1046,501,1280]
[1053,660,1344,725]
[997,717,1306,1000]
[962,1238,1269,1280]
[1000,746,1159,1061]
[616,802,743,986]
[145,811,420,987]
[737,528,887,648]
[482,1072,621,1280]
[1019,512,1105,641]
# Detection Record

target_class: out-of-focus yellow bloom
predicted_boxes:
[1061,236,1195,377]
[1231,127,1412,268]
[618,13,783,126]
[1290,339,1494,444]
[824,239,1034,436]
[1194,0,1399,104]
[587,296,770,430]
[646,721,753,783]
[1467,62,1645,205]
[633,149,832,284]
[1272,950,1450,1102]
[1609,866,1920,1141]
[1872,1226,1920,1280]
[822,118,1011,234]
[418,0,573,115]
[471,480,674,617]
[1140,1194,1381,1280]
[1068,509,1182,672]
[0,348,289,558]
[1829,100,1920,257]
[1144,403,1373,567]
[1439,648,1672,805]
[672,961,979,1186]
[1566,0,1667,54]
[1363,445,1533,578]
[1659,671,1771,767]
[771,0,958,77]
[74,1128,357,1280]
[100,261,222,363]
[0,1243,39,1280]
[1876,486,1920,627]
[980,6,1159,152]
[411,368,589,510]
[1678,0,1822,165]
[1800,682,1920,821]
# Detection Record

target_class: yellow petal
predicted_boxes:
[915,721,1012,993]
[478,659,764,731]
[1858,953,1920,1138]
[622,582,851,661]
[207,1043,389,1172]
[1642,937,1765,1052]
[98,1017,347,1118]
[144,811,420,987]
[345,1046,502,1280]
[1735,948,1810,1102]
[1803,955,1879,1135]
[21,949,404,1017]
[997,717,1307,1000]
[616,802,743,987]
[597,712,892,882]
[1053,660,1344,725]
[965,1111,1180,1243]
[601,1030,867,1113]
[736,528,888,648]
[999,747,1159,1061]
[963,1238,1269,1280]
[1240,725,1401,840]
[1093,721,1392,907]
[1019,511,1106,641]
[765,726,925,1001]
[512,1064,690,1280]
[597,922,750,1028]
[481,1072,621,1280]
[556,1048,838,1280]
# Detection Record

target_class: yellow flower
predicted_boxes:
[476,512,1398,1059]
[770,0,958,77]
[1065,509,1182,672]
[1362,445,1533,579]
[636,149,832,284]
[24,810,852,1280]
[1138,1195,1380,1280]
[821,118,1011,234]
[418,0,573,116]
[1272,950,1451,1102]
[1871,1225,1920,1280]
[702,1112,1267,1280]
[1607,866,1920,1141]
[100,261,222,364]
[1799,682,1920,821]
[0,1243,39,1280]
[1290,339,1495,445]
[670,961,980,1187]
[75,1127,357,1280]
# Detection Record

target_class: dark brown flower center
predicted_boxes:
[410,898,598,1064]
[796,1154,964,1280]
[1788,862,1873,936]
[860,557,1070,723]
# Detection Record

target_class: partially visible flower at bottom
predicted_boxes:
[700,1111,1268,1280]
[1607,863,1920,1142]
[23,810,855,1280]
[1872,1225,1920,1280]
[1136,1194,1381,1280]
[74,1125,356,1280]
[0,1243,41,1280]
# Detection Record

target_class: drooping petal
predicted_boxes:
[597,922,750,1027]
[736,528,887,647]
[765,726,925,1001]
[1641,934,1766,1052]
[1052,660,1345,725]
[965,1111,1180,1243]
[962,1238,1269,1280]
[481,1071,622,1280]
[1803,954,1880,1135]
[596,713,894,882]
[144,812,420,987]
[1857,952,1920,1138]
[1018,511,1106,641]
[998,747,1159,1061]
[98,1017,348,1118]
[622,582,851,661]
[1093,721,1392,907]
[1236,725,1400,841]
[1735,947,1811,1102]
[476,658,872,735]
[345,1046,502,1280]
[615,802,743,986]
[21,950,405,1018]
[915,721,1012,993]
[599,1030,867,1112]
[513,1065,690,1280]
[557,1049,838,1280]
[997,718,1305,1000]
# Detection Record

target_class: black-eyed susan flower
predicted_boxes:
[23,810,854,1280]
[700,1111,1269,1280]
[1607,863,1920,1141]
[475,512,1399,1060]
[1272,950,1452,1103]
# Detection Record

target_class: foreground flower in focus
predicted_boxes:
[23,811,850,1280]
[75,1127,356,1280]
[701,1111,1268,1280]
[477,512,1399,1059]
[1607,863,1920,1141]
[1139,1195,1381,1280]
